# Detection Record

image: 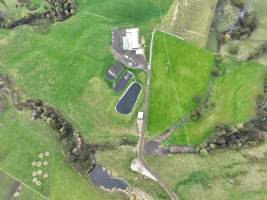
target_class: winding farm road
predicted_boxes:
[137,31,179,200]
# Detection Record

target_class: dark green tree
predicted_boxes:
[231,0,244,8]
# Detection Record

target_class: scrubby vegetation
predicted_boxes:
[227,11,257,40]
[24,99,95,171]
[0,0,77,28]
[230,0,244,8]
[1,74,95,172]
[167,58,265,145]
[146,140,267,200]
[160,0,218,47]
[203,88,267,151]
[208,0,267,63]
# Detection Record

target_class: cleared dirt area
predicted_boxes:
[160,0,218,47]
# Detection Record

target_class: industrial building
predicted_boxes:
[122,28,140,51]
[112,28,147,69]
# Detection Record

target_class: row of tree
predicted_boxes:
[46,0,77,21]
[230,0,244,8]
[0,0,77,29]
[202,94,267,152]
[22,99,95,172]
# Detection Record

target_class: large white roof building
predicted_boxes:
[122,28,140,51]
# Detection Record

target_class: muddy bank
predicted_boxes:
[144,140,197,156]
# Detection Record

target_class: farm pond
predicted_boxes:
[89,165,128,190]
[116,82,142,115]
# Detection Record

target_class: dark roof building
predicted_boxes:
[106,63,125,81]
[114,71,134,93]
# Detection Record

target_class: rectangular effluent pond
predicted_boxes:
[116,82,142,115]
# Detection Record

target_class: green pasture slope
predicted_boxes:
[0,108,124,200]
[148,31,215,136]
[0,0,174,200]
[146,141,267,200]
[0,171,17,200]
[168,59,265,145]
[0,170,44,200]
[0,0,172,144]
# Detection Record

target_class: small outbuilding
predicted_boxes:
[138,112,144,120]
[106,63,124,81]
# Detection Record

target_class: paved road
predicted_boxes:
[137,31,179,200]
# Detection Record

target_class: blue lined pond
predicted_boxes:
[116,82,142,115]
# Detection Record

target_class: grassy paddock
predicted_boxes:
[167,59,265,145]
[148,31,215,136]
[160,0,218,47]
[0,171,17,200]
[0,108,56,196]
[0,0,172,143]
[146,141,267,200]
[0,0,174,199]
[0,107,124,200]
[0,170,45,200]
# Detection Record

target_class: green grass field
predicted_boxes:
[0,0,172,144]
[148,31,215,136]
[0,171,18,200]
[146,141,267,200]
[166,59,265,145]
[160,0,218,47]
[0,0,174,199]
[0,107,124,200]
[0,170,44,200]
[0,108,55,196]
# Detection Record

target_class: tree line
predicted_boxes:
[0,0,77,29]
[23,99,95,171]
